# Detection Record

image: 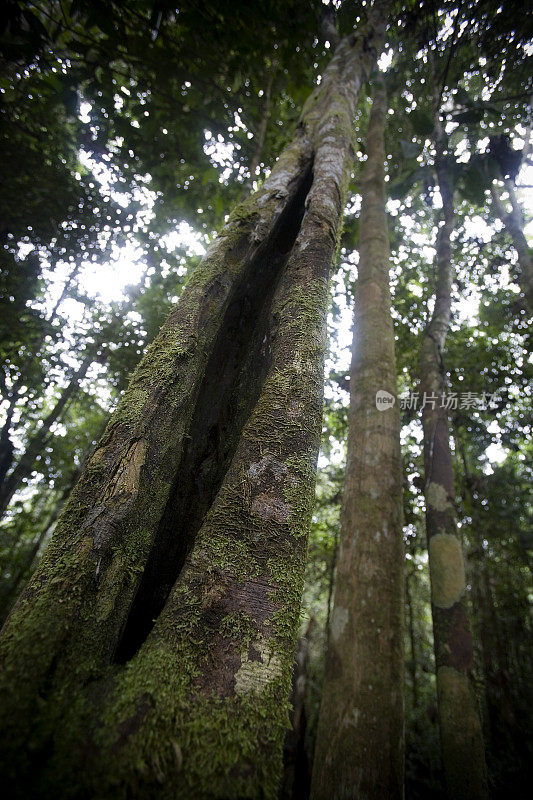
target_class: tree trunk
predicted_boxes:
[242,60,276,197]
[0,352,93,519]
[0,15,383,799]
[406,567,419,710]
[490,180,533,312]
[419,101,488,800]
[0,266,150,521]
[311,78,404,800]
[0,262,82,489]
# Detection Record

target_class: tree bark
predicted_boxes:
[311,78,404,800]
[0,14,384,799]
[419,94,488,800]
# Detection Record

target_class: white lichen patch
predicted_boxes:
[330,606,349,642]
[429,533,466,608]
[427,481,453,512]
[235,637,282,695]
[248,455,287,482]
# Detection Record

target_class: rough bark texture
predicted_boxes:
[0,18,381,800]
[420,106,488,800]
[490,180,533,312]
[311,79,405,800]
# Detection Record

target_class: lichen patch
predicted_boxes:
[426,481,452,512]
[429,533,466,608]
[330,606,349,642]
[234,637,282,695]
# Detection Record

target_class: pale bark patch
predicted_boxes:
[330,605,349,642]
[102,439,148,501]
[234,637,282,695]
[248,455,287,481]
[426,481,452,512]
[429,534,466,608]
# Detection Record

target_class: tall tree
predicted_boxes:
[418,63,488,800]
[0,5,387,797]
[311,78,404,800]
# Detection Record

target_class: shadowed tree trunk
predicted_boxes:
[419,89,488,800]
[0,10,385,799]
[406,567,419,710]
[311,77,404,800]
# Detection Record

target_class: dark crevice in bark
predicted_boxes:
[113,162,314,664]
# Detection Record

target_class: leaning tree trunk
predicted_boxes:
[0,267,153,522]
[311,79,404,800]
[0,351,93,519]
[0,12,385,800]
[490,180,533,312]
[0,262,82,494]
[419,103,488,800]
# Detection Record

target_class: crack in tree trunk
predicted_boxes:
[0,16,385,795]
[114,163,314,663]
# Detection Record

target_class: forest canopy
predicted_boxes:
[0,1,531,799]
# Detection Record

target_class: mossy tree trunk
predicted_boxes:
[311,79,404,800]
[419,99,488,800]
[0,13,384,800]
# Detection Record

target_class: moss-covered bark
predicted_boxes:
[420,96,488,800]
[310,77,404,800]
[0,14,383,800]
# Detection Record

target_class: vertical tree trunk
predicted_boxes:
[0,15,384,799]
[311,78,404,800]
[406,568,419,710]
[419,101,488,800]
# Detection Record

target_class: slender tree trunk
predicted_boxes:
[419,98,488,799]
[242,60,276,197]
[406,568,419,710]
[0,267,150,521]
[0,262,82,486]
[0,352,93,519]
[280,618,314,800]
[0,377,22,487]
[0,15,384,799]
[311,77,404,800]
[490,181,533,311]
